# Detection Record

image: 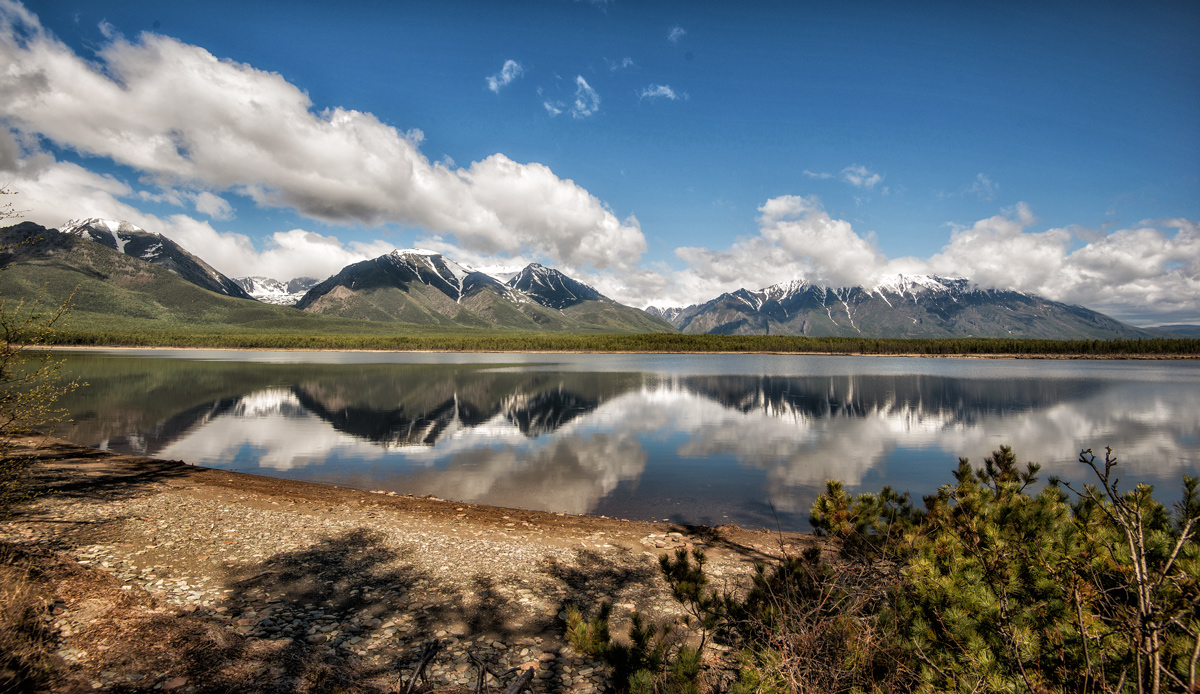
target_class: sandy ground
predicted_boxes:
[2,435,816,693]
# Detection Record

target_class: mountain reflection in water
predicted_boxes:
[54,353,1200,531]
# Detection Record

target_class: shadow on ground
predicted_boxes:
[20,439,197,505]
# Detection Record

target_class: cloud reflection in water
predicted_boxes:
[60,359,1200,529]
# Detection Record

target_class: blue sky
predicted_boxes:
[2,0,1198,323]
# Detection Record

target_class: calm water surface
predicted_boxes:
[52,350,1200,531]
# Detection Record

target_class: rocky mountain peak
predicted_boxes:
[506,263,603,310]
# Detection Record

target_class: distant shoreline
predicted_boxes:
[46,344,1200,360]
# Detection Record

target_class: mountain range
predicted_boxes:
[0,217,1184,339]
[293,250,671,332]
[0,221,366,334]
[646,275,1158,340]
[0,220,669,334]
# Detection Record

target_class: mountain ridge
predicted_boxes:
[295,249,672,333]
[61,218,253,300]
[646,273,1156,340]
[506,262,604,309]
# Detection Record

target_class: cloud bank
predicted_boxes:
[0,3,642,273]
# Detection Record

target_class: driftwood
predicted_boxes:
[402,639,442,694]
[503,667,535,694]
[399,641,535,694]
[469,650,493,694]
[465,650,537,694]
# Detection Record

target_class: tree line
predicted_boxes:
[47,329,1200,356]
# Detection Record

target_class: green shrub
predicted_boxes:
[806,445,1200,694]
[565,601,698,694]
[624,446,1199,694]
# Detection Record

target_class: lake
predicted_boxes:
[49,349,1200,531]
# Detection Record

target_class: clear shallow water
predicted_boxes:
[52,349,1200,531]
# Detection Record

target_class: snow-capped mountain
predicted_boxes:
[505,263,604,309]
[60,218,253,300]
[648,273,1153,340]
[232,276,319,306]
[296,250,671,333]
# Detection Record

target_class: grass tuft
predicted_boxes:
[0,543,60,693]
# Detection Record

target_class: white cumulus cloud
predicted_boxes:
[643,194,1200,325]
[193,190,233,220]
[646,195,894,307]
[668,25,686,44]
[0,148,394,282]
[0,3,642,271]
[926,209,1200,324]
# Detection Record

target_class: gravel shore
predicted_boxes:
[2,436,815,693]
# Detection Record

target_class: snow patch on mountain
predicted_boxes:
[870,273,967,299]
[645,306,690,322]
[233,276,318,306]
[61,217,155,254]
[760,279,812,302]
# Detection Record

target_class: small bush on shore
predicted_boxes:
[0,294,79,518]
[566,601,698,694]
[1,188,80,518]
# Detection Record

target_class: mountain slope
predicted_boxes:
[0,222,417,335]
[297,251,673,333]
[505,263,671,332]
[1151,325,1200,338]
[648,274,1156,340]
[61,218,253,300]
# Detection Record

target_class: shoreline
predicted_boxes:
[3,436,811,693]
[46,344,1200,360]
